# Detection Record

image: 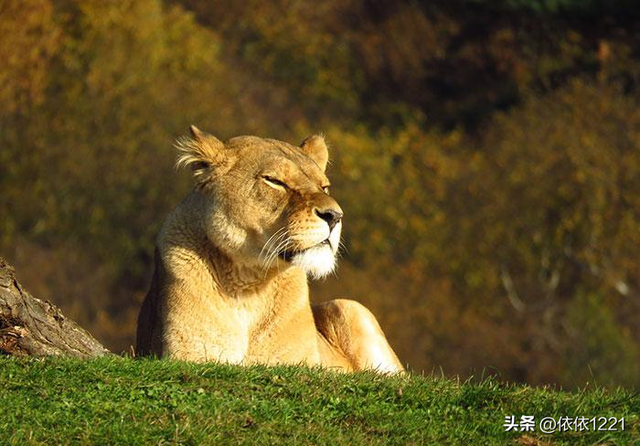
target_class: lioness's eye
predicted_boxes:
[262,175,288,190]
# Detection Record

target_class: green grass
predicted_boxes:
[0,357,637,445]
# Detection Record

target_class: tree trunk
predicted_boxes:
[0,256,110,357]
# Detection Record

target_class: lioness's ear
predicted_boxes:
[300,135,329,172]
[175,125,230,177]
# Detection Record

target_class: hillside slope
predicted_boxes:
[0,357,637,445]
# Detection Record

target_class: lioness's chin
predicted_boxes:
[289,244,336,279]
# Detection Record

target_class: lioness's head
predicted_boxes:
[176,126,343,279]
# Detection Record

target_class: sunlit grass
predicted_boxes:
[0,356,637,445]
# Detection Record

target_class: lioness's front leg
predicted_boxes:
[312,299,404,373]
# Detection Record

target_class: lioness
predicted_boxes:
[136,126,403,372]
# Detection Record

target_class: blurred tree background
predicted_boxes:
[2,0,640,388]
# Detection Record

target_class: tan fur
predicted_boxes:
[136,127,403,372]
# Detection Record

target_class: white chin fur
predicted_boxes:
[292,244,336,279]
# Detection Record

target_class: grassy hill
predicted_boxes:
[0,357,637,445]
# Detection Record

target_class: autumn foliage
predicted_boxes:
[2,0,640,388]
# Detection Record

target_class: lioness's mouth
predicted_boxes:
[278,240,331,262]
[278,249,295,262]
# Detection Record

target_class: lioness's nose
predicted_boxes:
[315,208,343,230]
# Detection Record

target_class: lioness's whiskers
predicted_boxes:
[267,238,293,267]
[259,228,294,277]
[263,234,290,266]
[265,238,294,274]
[260,227,288,260]
[260,231,290,274]
[262,227,286,250]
